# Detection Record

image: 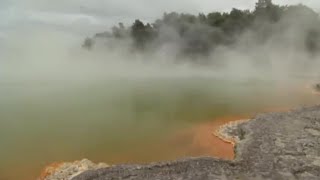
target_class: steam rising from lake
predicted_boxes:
[1,3,320,180]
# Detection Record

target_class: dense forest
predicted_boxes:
[83,0,320,59]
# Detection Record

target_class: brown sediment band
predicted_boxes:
[39,162,64,180]
[188,115,252,160]
[72,105,320,180]
[38,108,294,179]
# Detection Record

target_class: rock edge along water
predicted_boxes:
[40,159,109,180]
[72,105,320,180]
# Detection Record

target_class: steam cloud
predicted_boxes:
[1,1,320,84]
[1,2,320,179]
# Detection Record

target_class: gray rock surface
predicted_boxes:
[72,105,320,180]
[42,159,108,180]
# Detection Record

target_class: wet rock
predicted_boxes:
[215,119,250,143]
[40,159,108,180]
[71,105,320,180]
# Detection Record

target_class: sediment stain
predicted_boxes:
[170,115,251,160]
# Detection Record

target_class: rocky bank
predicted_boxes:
[40,159,109,180]
[69,105,320,180]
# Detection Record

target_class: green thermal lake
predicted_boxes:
[0,76,319,180]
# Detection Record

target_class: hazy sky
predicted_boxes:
[0,0,320,37]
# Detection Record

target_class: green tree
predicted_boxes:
[256,0,272,9]
[207,12,225,27]
[131,20,155,49]
[255,0,282,22]
[112,23,126,38]
[86,0,320,57]
[82,38,94,50]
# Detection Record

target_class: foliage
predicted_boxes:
[82,38,94,50]
[83,0,320,57]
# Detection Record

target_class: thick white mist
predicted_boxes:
[1,3,320,180]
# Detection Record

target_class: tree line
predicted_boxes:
[83,0,320,57]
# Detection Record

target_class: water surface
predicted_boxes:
[0,76,319,180]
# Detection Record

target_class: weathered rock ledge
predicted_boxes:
[40,159,109,180]
[70,105,320,180]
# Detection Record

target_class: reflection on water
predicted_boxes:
[0,77,319,180]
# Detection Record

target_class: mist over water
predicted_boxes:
[1,2,320,180]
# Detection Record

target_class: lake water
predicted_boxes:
[0,76,319,180]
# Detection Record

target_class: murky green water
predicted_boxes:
[0,77,319,180]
